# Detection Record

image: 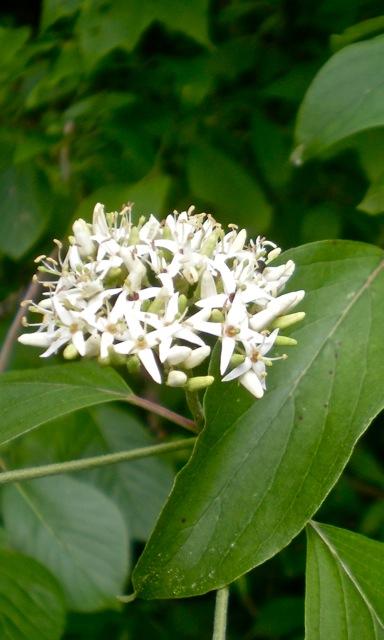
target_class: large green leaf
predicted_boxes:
[0,362,131,447]
[294,35,384,162]
[306,522,384,638]
[0,164,52,259]
[133,240,384,598]
[2,475,129,612]
[0,550,65,640]
[76,0,210,70]
[187,142,272,232]
[85,406,174,541]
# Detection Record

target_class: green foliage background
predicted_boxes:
[1,1,384,638]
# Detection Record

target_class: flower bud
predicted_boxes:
[166,370,188,387]
[210,309,224,323]
[185,375,214,391]
[92,203,109,236]
[266,247,281,262]
[73,219,95,258]
[272,311,306,330]
[18,333,51,347]
[63,344,79,360]
[103,267,124,287]
[183,345,211,369]
[230,353,246,367]
[274,335,297,346]
[166,346,192,365]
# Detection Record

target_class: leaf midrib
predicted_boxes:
[148,254,384,587]
[309,521,384,633]
[13,483,104,600]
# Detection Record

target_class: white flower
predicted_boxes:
[222,330,281,398]
[189,293,264,375]
[113,311,162,383]
[19,203,305,399]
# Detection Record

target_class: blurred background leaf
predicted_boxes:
[0,550,66,640]
[2,475,130,612]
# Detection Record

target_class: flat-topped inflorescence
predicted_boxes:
[19,204,305,398]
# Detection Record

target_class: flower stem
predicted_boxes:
[0,438,196,486]
[212,586,230,640]
[126,394,198,433]
[185,390,205,430]
[0,280,42,372]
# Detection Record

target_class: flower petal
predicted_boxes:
[138,348,162,383]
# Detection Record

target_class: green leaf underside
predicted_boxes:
[294,35,384,161]
[2,475,129,612]
[306,522,384,639]
[85,406,174,541]
[0,362,131,447]
[0,550,65,640]
[133,240,384,598]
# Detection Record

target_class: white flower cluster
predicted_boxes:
[19,204,305,398]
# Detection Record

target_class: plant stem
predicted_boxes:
[127,394,198,433]
[0,438,196,486]
[185,390,205,430]
[0,280,41,372]
[212,586,230,640]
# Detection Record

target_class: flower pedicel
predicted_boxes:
[19,204,305,398]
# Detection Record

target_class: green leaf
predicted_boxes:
[133,240,384,598]
[294,36,384,162]
[352,129,384,182]
[0,549,65,640]
[74,171,171,221]
[0,528,10,550]
[40,0,81,30]
[0,27,30,80]
[85,406,174,541]
[2,476,129,612]
[306,522,384,638]
[25,42,83,109]
[187,142,272,232]
[0,362,131,447]
[0,164,52,259]
[358,175,384,215]
[76,0,210,70]
[330,16,384,52]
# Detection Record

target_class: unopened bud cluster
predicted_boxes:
[19,204,305,398]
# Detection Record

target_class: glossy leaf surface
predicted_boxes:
[306,522,384,639]
[0,362,130,447]
[133,241,384,598]
[294,36,384,161]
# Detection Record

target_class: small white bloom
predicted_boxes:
[222,330,280,398]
